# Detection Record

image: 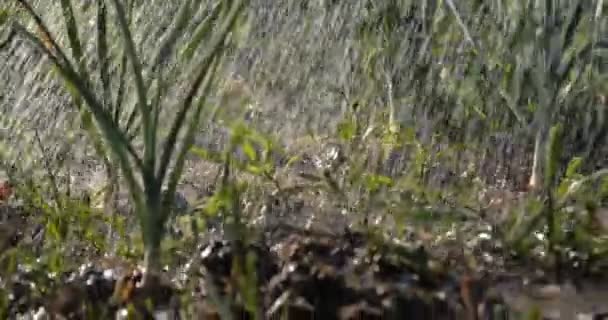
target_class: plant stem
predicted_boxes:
[143,240,162,280]
[142,193,165,280]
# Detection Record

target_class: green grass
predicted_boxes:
[0,0,607,318]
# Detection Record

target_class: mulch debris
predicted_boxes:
[2,204,608,319]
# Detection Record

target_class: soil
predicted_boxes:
[2,201,608,320]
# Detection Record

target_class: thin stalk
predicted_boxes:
[109,0,155,184]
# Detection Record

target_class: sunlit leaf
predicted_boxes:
[0,9,9,27]
[242,140,257,161]
[565,156,583,178]
[337,118,357,141]
[545,123,563,188]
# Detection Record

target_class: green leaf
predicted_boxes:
[182,1,224,60]
[148,0,194,70]
[565,156,583,178]
[364,174,393,192]
[545,123,564,187]
[285,155,301,168]
[242,140,257,161]
[337,118,357,141]
[96,0,112,110]
[190,146,223,163]
[245,164,265,175]
[59,0,83,64]
[0,10,9,27]
[158,0,246,186]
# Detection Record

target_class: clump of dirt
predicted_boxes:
[0,222,485,319]
[3,203,608,319]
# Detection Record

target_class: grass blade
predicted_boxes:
[10,20,145,217]
[147,0,194,73]
[109,0,153,176]
[162,57,220,220]
[59,0,83,67]
[182,0,224,61]
[96,0,112,109]
[156,0,246,183]
[122,0,196,143]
